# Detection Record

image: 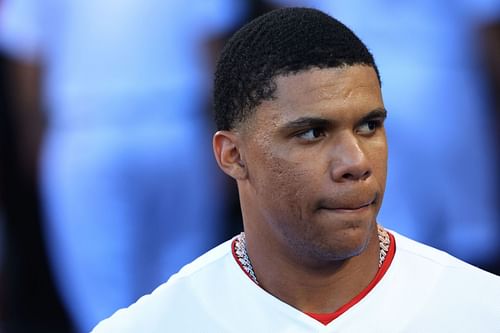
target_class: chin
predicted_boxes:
[316,219,375,260]
[286,222,373,265]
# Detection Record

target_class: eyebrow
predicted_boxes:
[281,107,388,131]
[281,117,332,130]
[359,108,388,123]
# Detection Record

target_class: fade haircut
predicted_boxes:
[214,7,380,131]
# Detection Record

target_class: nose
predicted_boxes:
[330,132,372,182]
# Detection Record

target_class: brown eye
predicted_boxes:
[357,120,381,135]
[297,128,325,141]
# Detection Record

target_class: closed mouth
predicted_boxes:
[318,193,378,212]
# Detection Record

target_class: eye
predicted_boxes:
[357,120,382,135]
[296,128,325,141]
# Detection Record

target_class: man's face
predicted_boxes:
[239,65,387,265]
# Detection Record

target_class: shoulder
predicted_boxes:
[391,230,500,282]
[393,230,497,274]
[382,231,500,328]
[390,231,500,305]
[91,238,235,333]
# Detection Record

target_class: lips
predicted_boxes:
[316,193,378,212]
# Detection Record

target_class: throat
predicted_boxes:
[232,225,394,320]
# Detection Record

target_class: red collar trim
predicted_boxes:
[306,231,396,325]
[231,231,397,326]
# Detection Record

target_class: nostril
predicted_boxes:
[342,172,355,180]
[361,170,371,180]
[341,170,371,181]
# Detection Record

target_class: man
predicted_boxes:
[92,8,500,332]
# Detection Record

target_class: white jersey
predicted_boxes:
[92,231,500,332]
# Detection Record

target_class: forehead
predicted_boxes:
[244,65,383,131]
[277,65,380,102]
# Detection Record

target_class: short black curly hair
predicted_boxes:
[214,7,380,131]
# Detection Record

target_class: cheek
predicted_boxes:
[253,154,315,212]
[366,140,388,190]
[264,158,305,195]
[259,163,316,240]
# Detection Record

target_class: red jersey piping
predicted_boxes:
[231,231,397,326]
[305,231,396,325]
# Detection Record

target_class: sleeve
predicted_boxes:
[0,0,44,61]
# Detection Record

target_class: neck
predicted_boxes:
[243,226,381,314]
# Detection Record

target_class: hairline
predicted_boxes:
[229,63,381,132]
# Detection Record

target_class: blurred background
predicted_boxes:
[0,0,499,332]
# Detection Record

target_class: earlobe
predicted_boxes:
[213,131,248,180]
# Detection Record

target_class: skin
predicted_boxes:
[213,65,388,314]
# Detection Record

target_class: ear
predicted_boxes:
[213,130,248,180]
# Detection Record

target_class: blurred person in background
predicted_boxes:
[1,48,72,333]
[271,0,500,269]
[0,0,245,332]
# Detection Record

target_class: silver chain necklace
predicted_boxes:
[234,224,391,285]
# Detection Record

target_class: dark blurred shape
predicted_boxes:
[0,55,73,333]
[477,20,500,274]
[0,1,247,332]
